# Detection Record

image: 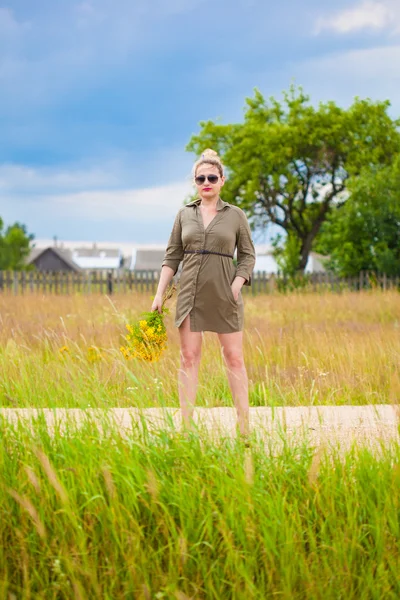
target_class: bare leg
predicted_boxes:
[217,331,249,437]
[178,314,202,431]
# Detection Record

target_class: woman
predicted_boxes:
[151,149,256,438]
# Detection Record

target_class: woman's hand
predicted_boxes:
[231,276,246,302]
[151,293,163,314]
[231,285,239,302]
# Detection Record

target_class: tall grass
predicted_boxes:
[1,290,399,408]
[1,290,399,597]
[1,419,399,598]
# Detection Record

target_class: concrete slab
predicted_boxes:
[1,405,399,453]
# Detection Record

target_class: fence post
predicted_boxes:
[107,271,113,295]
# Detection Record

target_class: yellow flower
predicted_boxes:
[87,346,102,363]
[121,305,170,363]
[145,327,155,340]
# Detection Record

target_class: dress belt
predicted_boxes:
[184,249,233,259]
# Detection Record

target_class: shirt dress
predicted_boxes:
[161,196,256,333]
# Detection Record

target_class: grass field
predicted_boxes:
[1,418,400,599]
[1,290,399,409]
[1,289,399,598]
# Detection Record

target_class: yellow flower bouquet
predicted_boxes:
[120,285,176,362]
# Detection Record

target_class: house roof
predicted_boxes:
[27,247,82,272]
[72,256,122,269]
[134,250,166,270]
[27,248,44,263]
[71,247,122,269]
[32,239,167,255]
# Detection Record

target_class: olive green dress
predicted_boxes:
[162,196,256,333]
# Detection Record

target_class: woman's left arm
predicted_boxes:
[231,210,256,297]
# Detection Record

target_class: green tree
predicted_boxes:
[315,157,400,277]
[271,232,302,278]
[0,219,35,270]
[186,85,400,272]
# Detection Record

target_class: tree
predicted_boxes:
[314,157,400,277]
[186,85,400,272]
[0,219,35,270]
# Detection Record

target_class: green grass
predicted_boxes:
[1,417,399,599]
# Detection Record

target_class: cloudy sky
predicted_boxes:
[1,0,400,244]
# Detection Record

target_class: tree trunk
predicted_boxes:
[299,238,312,272]
[298,200,333,272]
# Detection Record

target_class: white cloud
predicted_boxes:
[291,44,400,112]
[0,163,119,193]
[315,1,400,35]
[0,180,193,241]
[0,145,194,194]
[46,181,193,220]
[0,152,196,240]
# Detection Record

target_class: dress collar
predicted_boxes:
[185,196,230,211]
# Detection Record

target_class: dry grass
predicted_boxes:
[0,289,399,408]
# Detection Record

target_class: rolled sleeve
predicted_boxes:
[162,210,184,275]
[236,212,256,286]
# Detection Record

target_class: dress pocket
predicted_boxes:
[229,285,238,305]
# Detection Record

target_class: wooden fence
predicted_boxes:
[0,270,399,295]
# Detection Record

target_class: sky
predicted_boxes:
[1,0,400,245]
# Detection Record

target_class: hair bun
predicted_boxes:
[201,148,220,160]
[193,147,224,178]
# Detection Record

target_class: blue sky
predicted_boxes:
[1,0,400,244]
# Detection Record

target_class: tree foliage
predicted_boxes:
[0,219,35,270]
[315,157,400,277]
[186,85,400,272]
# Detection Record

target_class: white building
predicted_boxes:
[254,244,327,273]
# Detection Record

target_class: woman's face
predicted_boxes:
[194,163,225,200]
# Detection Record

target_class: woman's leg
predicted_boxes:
[217,331,249,437]
[178,314,202,430]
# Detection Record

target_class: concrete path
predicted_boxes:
[1,405,399,453]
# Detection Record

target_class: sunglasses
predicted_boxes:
[194,174,219,185]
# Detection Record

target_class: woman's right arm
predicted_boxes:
[152,210,184,313]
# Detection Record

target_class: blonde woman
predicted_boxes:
[152,149,256,438]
